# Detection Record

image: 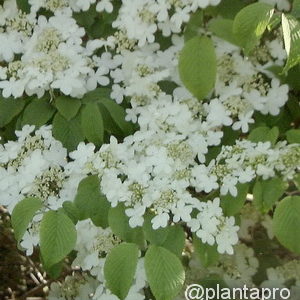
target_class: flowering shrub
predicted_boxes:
[0,0,300,299]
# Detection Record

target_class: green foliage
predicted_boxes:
[232,2,274,54]
[52,113,84,151]
[11,197,43,242]
[145,245,185,300]
[16,0,30,13]
[40,210,77,268]
[179,36,217,100]
[74,175,110,228]
[143,213,169,245]
[81,102,104,146]
[108,204,144,246]
[160,225,185,257]
[0,97,25,128]
[221,183,249,216]
[54,96,81,121]
[62,201,80,224]
[98,97,134,135]
[282,13,300,73]
[21,98,55,127]
[184,10,203,41]
[286,129,300,143]
[253,178,286,213]
[248,126,279,146]
[193,235,220,267]
[291,0,300,18]
[208,19,240,46]
[104,243,139,300]
[273,196,300,254]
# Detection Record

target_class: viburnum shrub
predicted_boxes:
[0,0,300,299]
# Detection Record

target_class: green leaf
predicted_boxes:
[98,98,133,135]
[16,0,30,13]
[81,88,111,104]
[81,102,104,146]
[273,196,300,254]
[62,201,80,224]
[193,235,219,267]
[45,260,64,279]
[184,10,203,41]
[282,13,300,73]
[221,183,249,216]
[161,225,185,257]
[208,19,240,46]
[178,36,216,100]
[145,245,185,300]
[21,98,55,127]
[0,98,25,128]
[291,0,300,18]
[54,96,81,121]
[248,126,279,146]
[104,243,139,300]
[11,197,43,242]
[74,175,110,228]
[232,3,274,54]
[52,113,84,151]
[286,129,300,143]
[40,210,77,268]
[143,213,169,245]
[253,178,286,213]
[108,204,144,246]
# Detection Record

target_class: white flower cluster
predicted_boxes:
[0,0,120,98]
[112,0,221,47]
[197,140,300,197]
[177,242,259,300]
[262,260,300,300]
[0,125,86,254]
[49,258,147,300]
[29,0,113,13]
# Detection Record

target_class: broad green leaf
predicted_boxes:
[232,3,274,54]
[248,126,279,146]
[52,113,84,151]
[273,196,300,253]
[291,0,300,18]
[184,10,203,41]
[81,102,104,146]
[221,183,249,216]
[108,204,144,246]
[208,19,240,46]
[286,129,300,143]
[40,210,77,268]
[193,235,219,267]
[44,260,64,279]
[11,197,43,242]
[143,213,169,245]
[81,88,111,104]
[74,175,110,228]
[179,36,216,100]
[99,98,133,135]
[145,245,185,300]
[294,173,300,189]
[104,243,139,300]
[161,225,185,257]
[62,201,80,224]
[16,0,30,13]
[0,98,25,128]
[21,98,55,127]
[282,13,300,72]
[54,96,81,121]
[253,178,286,213]
[208,0,246,19]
